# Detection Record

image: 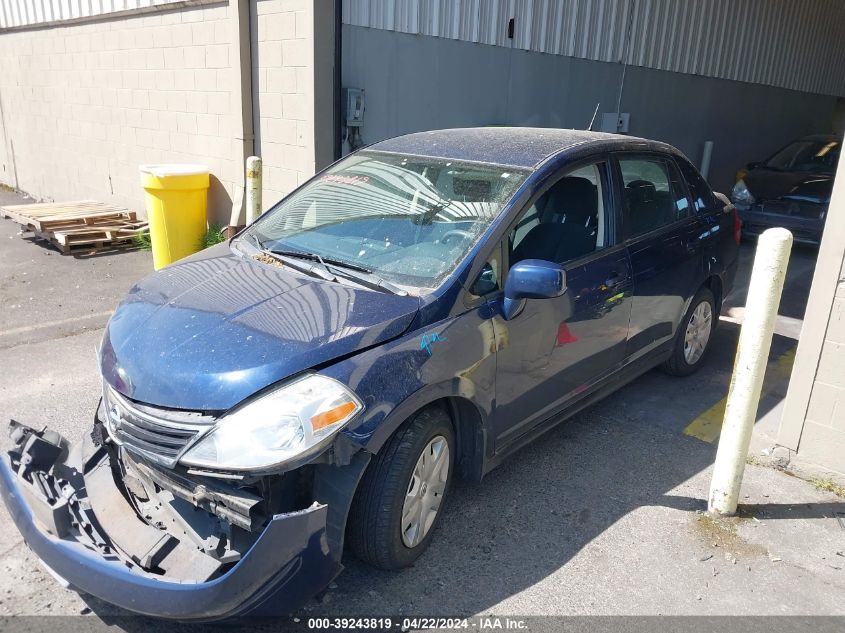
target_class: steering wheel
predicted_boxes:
[440,229,473,245]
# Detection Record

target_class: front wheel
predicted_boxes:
[347,407,454,570]
[663,287,715,376]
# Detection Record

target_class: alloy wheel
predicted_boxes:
[401,435,450,548]
[683,300,713,365]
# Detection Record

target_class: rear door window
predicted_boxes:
[619,157,690,238]
[677,159,718,212]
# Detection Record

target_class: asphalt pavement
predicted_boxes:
[0,188,842,625]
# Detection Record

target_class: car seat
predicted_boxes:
[512,177,598,263]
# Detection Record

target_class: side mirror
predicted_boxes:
[503,259,567,320]
[746,161,760,170]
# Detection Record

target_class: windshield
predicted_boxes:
[243,151,528,289]
[764,140,840,173]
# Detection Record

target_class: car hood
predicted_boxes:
[745,168,833,203]
[100,244,420,411]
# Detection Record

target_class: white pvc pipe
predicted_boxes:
[245,156,263,224]
[708,227,793,515]
[700,140,713,181]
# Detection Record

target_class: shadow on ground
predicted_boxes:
[297,323,823,616]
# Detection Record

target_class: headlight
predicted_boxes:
[180,375,363,471]
[731,179,755,206]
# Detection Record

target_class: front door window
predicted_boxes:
[510,163,608,264]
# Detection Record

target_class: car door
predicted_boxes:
[488,159,633,450]
[677,156,738,287]
[614,153,701,363]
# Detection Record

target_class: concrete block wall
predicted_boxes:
[798,256,845,473]
[254,0,334,211]
[0,2,240,224]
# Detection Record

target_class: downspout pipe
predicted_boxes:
[333,0,343,161]
[615,0,636,132]
[228,0,255,232]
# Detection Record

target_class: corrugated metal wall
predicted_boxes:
[0,0,183,28]
[6,0,845,97]
[343,0,845,97]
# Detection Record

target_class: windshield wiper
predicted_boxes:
[322,260,408,296]
[258,247,337,282]
[266,247,408,295]
[269,249,369,272]
[247,238,407,296]
[316,256,371,274]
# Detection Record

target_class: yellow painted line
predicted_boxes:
[763,348,796,390]
[684,398,728,443]
[683,348,796,443]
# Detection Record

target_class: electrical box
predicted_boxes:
[600,112,630,134]
[344,88,365,127]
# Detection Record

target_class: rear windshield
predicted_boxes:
[243,151,528,290]
[764,140,840,173]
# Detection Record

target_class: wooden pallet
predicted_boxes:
[1,200,148,254]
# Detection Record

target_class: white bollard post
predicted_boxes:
[245,156,262,224]
[708,227,793,515]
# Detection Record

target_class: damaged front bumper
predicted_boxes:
[0,421,362,621]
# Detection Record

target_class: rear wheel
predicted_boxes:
[347,407,454,570]
[663,287,715,376]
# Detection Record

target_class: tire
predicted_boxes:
[663,287,716,376]
[347,407,455,570]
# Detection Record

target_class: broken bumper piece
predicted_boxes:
[0,423,340,621]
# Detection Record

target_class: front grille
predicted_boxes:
[103,386,216,468]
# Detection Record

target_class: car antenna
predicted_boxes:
[586,102,600,131]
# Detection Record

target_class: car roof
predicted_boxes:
[367,127,678,169]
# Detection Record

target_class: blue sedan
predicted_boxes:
[1,127,739,619]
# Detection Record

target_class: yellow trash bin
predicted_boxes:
[140,164,210,270]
